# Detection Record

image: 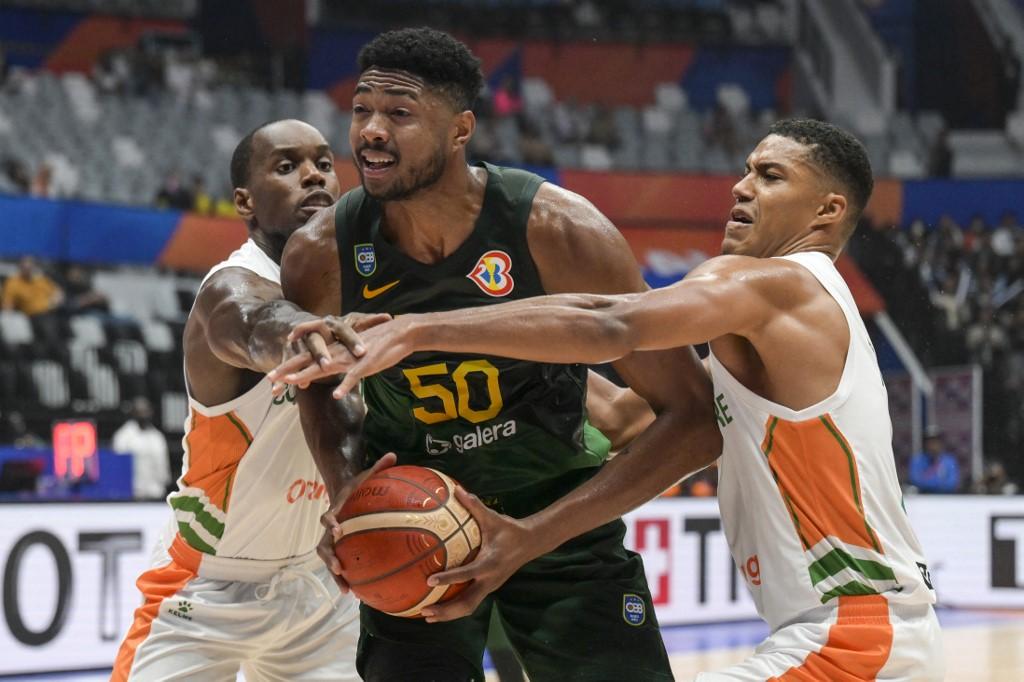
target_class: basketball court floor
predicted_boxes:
[8,608,1021,681]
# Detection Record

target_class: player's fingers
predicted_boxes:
[317,539,343,576]
[268,351,316,382]
[302,332,332,367]
[347,312,392,332]
[287,319,331,344]
[426,558,487,587]
[286,363,332,387]
[325,318,366,358]
[333,370,362,399]
[366,452,398,476]
[422,584,487,623]
[452,487,495,527]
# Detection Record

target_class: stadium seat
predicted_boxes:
[30,360,70,409]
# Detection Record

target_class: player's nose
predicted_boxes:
[732,172,754,201]
[360,113,390,145]
[299,160,326,187]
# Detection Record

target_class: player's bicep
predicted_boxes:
[197,269,284,368]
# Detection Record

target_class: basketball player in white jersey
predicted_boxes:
[113,119,391,681]
[277,119,943,680]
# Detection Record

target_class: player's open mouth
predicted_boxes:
[300,191,334,209]
[360,151,397,176]
[730,208,754,224]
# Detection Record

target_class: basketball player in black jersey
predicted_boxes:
[274,28,721,682]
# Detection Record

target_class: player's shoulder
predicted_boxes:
[527,180,620,247]
[289,199,341,252]
[691,254,827,303]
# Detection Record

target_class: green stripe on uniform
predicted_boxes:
[819,416,882,553]
[819,580,881,603]
[809,547,896,585]
[225,411,253,446]
[170,495,225,539]
[177,522,217,554]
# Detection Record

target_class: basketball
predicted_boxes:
[335,465,482,617]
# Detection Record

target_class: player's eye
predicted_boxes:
[318,159,333,172]
[276,162,294,174]
[352,104,368,114]
[391,109,411,118]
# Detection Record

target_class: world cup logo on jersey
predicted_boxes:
[467,250,514,297]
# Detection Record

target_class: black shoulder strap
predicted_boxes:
[334,187,376,315]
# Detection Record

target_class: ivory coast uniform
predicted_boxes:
[113,240,360,682]
[336,163,671,682]
[698,251,942,681]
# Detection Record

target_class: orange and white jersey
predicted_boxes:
[168,239,327,569]
[709,251,936,633]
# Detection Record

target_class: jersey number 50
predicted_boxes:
[402,360,503,425]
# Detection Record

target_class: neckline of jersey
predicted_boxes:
[368,162,500,277]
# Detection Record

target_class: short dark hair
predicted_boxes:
[230,120,279,189]
[768,118,874,222]
[357,27,484,111]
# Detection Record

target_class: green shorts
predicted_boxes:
[357,471,672,682]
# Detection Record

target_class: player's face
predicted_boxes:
[245,120,340,235]
[350,69,455,201]
[723,135,829,257]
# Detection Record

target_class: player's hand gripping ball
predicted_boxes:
[335,466,482,617]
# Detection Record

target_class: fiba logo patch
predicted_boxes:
[355,243,377,277]
[467,250,514,297]
[623,593,646,626]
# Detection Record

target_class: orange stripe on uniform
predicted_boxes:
[761,415,881,552]
[182,408,252,513]
[770,595,894,681]
[111,544,197,681]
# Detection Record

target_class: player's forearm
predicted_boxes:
[215,299,314,373]
[296,384,366,500]
[521,409,721,558]
[405,293,635,365]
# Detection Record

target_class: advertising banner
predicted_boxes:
[1,496,1022,674]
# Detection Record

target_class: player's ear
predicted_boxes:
[234,188,254,221]
[452,110,475,153]
[812,192,847,230]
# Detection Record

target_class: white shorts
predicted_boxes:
[113,535,359,682]
[696,596,943,681]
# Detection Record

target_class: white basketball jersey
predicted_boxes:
[168,239,327,568]
[710,251,936,632]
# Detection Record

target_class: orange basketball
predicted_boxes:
[336,465,481,617]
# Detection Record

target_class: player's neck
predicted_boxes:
[771,233,840,261]
[250,229,288,265]
[380,164,487,263]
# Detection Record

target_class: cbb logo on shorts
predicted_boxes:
[622,593,646,626]
[355,243,377,277]
[467,250,514,297]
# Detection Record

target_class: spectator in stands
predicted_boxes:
[29,163,53,198]
[552,97,585,144]
[60,264,109,315]
[1,256,63,317]
[191,174,213,214]
[908,426,962,494]
[971,460,1019,495]
[930,272,966,331]
[112,396,170,500]
[492,74,523,119]
[154,172,194,210]
[705,101,739,157]
[2,156,30,193]
[926,126,952,177]
[965,304,1009,368]
[519,120,554,166]
[4,411,45,449]
[586,104,620,151]
[992,211,1020,259]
